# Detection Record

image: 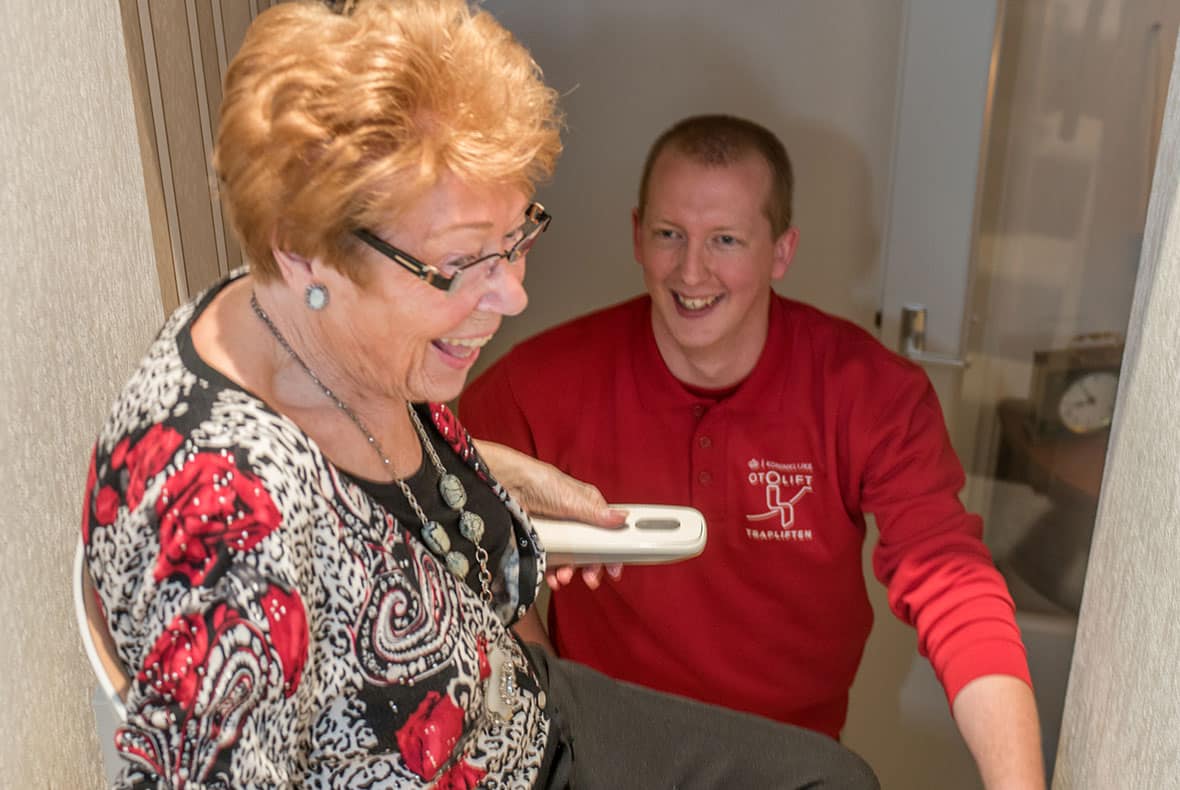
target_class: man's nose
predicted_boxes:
[678,242,709,285]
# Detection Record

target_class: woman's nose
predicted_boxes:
[476,261,528,316]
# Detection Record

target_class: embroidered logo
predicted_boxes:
[745,458,815,542]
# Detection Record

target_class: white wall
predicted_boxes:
[478,0,905,376]
[0,1,163,785]
[1053,32,1180,788]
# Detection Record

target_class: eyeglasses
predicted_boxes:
[353,202,551,294]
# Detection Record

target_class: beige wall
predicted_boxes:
[0,1,163,786]
[1053,32,1180,789]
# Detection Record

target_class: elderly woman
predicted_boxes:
[80,1,877,787]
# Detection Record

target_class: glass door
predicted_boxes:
[963,0,1175,616]
[874,0,1177,783]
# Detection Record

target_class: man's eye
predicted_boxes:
[654,228,681,241]
[715,234,739,247]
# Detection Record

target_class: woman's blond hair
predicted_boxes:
[213,0,562,281]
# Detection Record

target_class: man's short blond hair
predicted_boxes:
[638,115,793,236]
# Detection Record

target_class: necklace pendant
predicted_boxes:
[487,644,520,721]
[459,511,485,544]
[422,521,451,556]
[439,473,468,510]
[445,551,470,579]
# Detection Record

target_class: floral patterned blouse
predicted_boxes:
[81,274,552,788]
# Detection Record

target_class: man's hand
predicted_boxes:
[473,439,626,589]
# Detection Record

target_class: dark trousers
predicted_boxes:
[527,645,879,790]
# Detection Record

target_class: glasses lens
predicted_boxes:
[448,257,499,295]
[445,205,550,292]
[506,219,547,263]
[515,233,539,260]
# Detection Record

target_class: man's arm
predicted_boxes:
[858,359,1043,788]
[952,675,1045,789]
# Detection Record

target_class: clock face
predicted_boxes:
[1058,371,1119,434]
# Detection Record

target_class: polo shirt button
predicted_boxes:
[692,404,706,418]
[698,435,712,449]
[698,471,712,485]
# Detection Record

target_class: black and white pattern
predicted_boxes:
[83,273,550,789]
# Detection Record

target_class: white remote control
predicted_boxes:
[530,504,707,566]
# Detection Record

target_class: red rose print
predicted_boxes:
[434,760,487,790]
[110,436,131,470]
[396,690,465,780]
[127,603,266,790]
[209,601,249,634]
[260,585,308,696]
[154,453,281,585]
[139,602,278,716]
[95,486,121,527]
[429,404,474,463]
[138,612,210,709]
[125,424,184,510]
[82,448,98,544]
[476,636,491,681]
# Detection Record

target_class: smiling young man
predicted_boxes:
[460,115,1046,788]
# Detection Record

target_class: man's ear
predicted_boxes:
[631,207,644,265]
[771,227,799,280]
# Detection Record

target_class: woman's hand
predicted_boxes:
[473,439,626,589]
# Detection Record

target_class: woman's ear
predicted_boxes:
[269,222,314,280]
[271,248,337,311]
[270,243,320,292]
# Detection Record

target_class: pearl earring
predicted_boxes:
[305,284,329,311]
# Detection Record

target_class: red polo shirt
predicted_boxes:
[460,295,1030,738]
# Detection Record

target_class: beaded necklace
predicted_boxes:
[250,291,491,601]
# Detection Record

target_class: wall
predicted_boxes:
[1053,32,1180,788]
[116,0,289,313]
[0,1,163,786]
